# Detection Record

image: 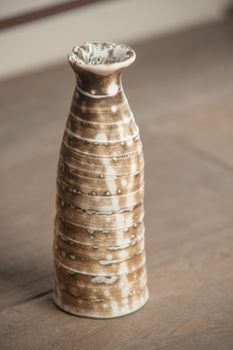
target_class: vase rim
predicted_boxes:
[68,42,136,75]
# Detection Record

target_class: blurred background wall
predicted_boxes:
[0,0,230,80]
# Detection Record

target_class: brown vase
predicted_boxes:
[53,42,149,318]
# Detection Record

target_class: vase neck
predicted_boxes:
[68,42,136,97]
[74,69,122,97]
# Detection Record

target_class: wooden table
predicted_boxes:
[1,20,233,349]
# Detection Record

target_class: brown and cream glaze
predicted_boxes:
[53,42,149,318]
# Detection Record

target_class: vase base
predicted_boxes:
[53,288,149,319]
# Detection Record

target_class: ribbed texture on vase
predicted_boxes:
[53,43,148,318]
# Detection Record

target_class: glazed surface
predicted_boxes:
[54,43,148,318]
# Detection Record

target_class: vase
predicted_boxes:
[53,42,148,318]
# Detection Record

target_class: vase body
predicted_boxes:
[53,43,148,318]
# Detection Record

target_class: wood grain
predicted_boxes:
[145,93,233,168]
[0,20,233,349]
[0,203,232,349]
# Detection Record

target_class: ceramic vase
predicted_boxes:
[53,42,149,318]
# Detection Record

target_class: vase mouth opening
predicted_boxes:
[68,42,136,75]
